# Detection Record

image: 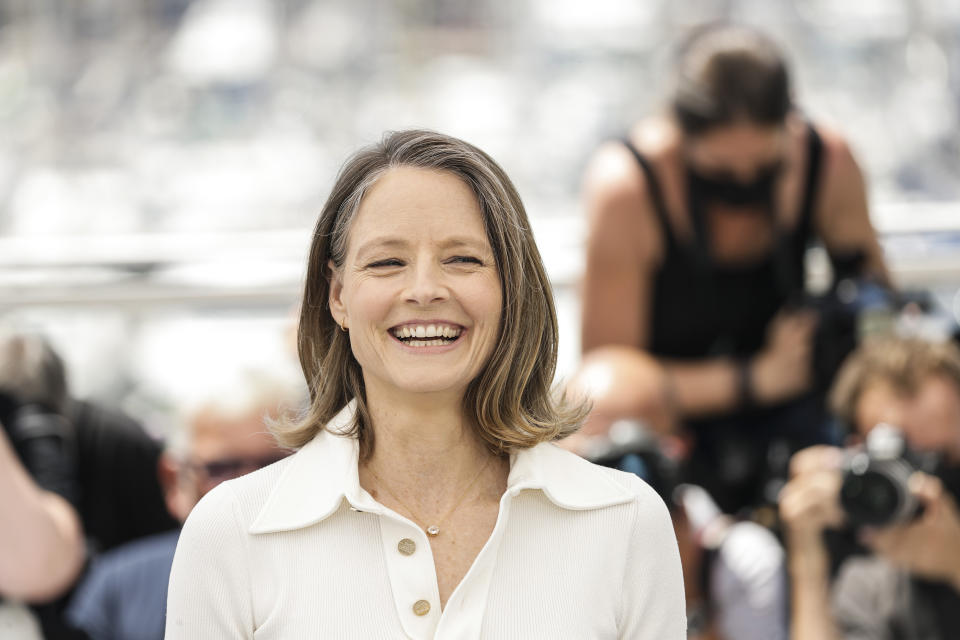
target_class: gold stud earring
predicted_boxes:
[340,319,348,332]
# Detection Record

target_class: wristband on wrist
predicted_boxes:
[736,357,756,410]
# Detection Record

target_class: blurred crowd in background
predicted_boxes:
[2,0,960,416]
[2,1,960,639]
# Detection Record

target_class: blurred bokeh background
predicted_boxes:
[1,0,959,437]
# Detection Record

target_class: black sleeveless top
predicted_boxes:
[623,125,824,360]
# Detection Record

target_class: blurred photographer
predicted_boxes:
[0,332,85,633]
[780,336,960,639]
[580,22,891,514]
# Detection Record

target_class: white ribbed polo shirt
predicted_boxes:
[165,405,685,639]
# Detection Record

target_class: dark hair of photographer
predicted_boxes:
[780,337,960,640]
[579,22,891,515]
[672,24,790,135]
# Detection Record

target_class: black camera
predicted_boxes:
[0,389,78,504]
[840,424,928,528]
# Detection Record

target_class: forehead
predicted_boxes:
[190,408,279,460]
[854,379,907,434]
[910,375,960,420]
[348,166,488,255]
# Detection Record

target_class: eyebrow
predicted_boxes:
[354,235,490,258]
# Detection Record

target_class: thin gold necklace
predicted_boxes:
[367,456,494,537]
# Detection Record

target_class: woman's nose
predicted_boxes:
[404,262,449,305]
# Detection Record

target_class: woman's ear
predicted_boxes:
[328,260,346,328]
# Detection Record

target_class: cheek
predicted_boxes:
[904,414,956,450]
[470,279,503,333]
[344,279,392,323]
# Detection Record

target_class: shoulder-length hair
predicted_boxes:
[273,129,585,458]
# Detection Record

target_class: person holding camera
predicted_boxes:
[580,23,890,514]
[0,332,85,605]
[779,336,960,639]
[0,331,85,640]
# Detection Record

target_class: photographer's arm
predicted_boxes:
[0,424,85,602]
[813,128,892,287]
[786,532,839,640]
[779,447,846,640]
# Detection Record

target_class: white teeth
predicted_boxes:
[391,324,462,341]
[406,339,446,347]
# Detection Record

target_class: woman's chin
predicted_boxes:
[370,373,472,400]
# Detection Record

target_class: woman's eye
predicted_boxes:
[448,256,483,265]
[367,259,403,268]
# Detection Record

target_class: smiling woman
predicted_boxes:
[285,131,584,459]
[165,130,686,639]
[327,167,504,424]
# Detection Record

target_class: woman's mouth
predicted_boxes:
[390,323,464,347]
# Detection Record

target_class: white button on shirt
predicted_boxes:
[165,404,686,639]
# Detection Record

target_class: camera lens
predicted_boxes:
[841,462,920,527]
[840,426,923,528]
[841,472,900,525]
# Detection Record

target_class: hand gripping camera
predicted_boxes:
[839,424,929,528]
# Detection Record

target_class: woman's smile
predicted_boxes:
[389,321,465,348]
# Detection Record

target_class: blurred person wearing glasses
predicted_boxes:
[578,23,890,515]
[66,373,296,640]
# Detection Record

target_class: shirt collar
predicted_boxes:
[249,402,634,535]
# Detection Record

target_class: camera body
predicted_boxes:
[840,424,926,528]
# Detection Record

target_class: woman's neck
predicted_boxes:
[361,385,495,489]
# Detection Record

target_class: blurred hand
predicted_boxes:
[779,446,846,542]
[861,473,960,590]
[751,309,817,405]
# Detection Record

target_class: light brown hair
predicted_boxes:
[829,336,960,426]
[273,130,585,458]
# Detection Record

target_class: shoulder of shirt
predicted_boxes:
[182,432,671,538]
[181,455,295,536]
[526,442,670,515]
[835,553,903,590]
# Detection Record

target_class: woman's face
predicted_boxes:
[684,120,787,184]
[329,166,502,401]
